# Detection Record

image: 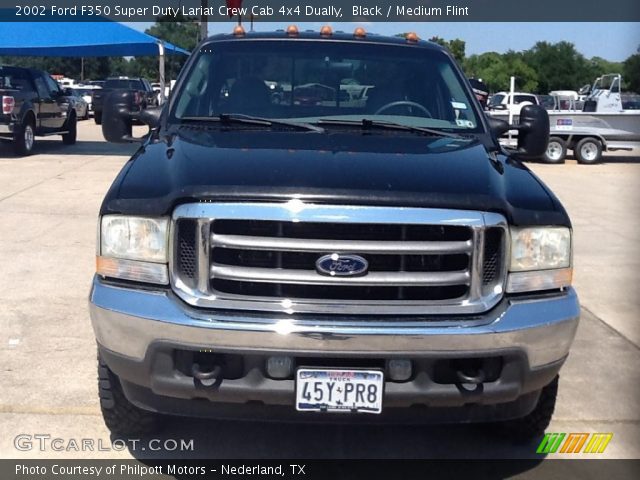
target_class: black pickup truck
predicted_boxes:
[92,76,156,125]
[91,29,579,441]
[0,65,77,155]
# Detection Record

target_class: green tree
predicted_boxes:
[126,15,199,81]
[587,57,623,77]
[463,51,538,93]
[0,55,137,82]
[522,41,592,93]
[623,54,640,93]
[428,36,466,63]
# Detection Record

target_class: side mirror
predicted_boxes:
[102,91,134,143]
[487,116,510,138]
[515,104,549,159]
[139,106,161,129]
[102,92,161,143]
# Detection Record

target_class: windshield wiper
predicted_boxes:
[180,114,325,133]
[316,118,464,139]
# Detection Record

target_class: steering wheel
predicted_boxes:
[374,100,432,117]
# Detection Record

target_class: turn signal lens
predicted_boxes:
[286,25,299,36]
[354,27,366,38]
[96,256,169,285]
[506,268,573,293]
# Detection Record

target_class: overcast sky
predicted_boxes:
[129,22,640,62]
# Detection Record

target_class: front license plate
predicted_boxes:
[295,368,383,414]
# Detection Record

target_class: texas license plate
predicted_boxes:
[295,368,383,414]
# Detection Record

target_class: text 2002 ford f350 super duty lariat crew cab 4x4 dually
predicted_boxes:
[90,28,579,440]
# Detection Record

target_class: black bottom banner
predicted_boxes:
[3,459,640,480]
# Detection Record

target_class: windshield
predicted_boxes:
[105,79,143,90]
[171,40,481,132]
[0,67,32,91]
[488,94,505,108]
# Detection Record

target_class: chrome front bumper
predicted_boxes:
[89,277,579,369]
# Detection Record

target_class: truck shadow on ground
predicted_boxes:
[0,139,139,158]
[120,418,547,478]
[525,155,640,165]
[121,417,546,460]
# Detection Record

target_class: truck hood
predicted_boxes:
[103,128,569,226]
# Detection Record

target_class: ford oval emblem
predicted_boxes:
[316,253,369,277]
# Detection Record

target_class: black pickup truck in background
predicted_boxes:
[0,65,77,156]
[92,77,157,125]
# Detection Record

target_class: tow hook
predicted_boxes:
[455,367,486,393]
[192,363,223,390]
[455,369,486,384]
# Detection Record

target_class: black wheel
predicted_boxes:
[94,111,102,125]
[544,137,567,164]
[98,352,162,436]
[62,114,77,145]
[12,116,35,156]
[495,376,559,443]
[575,137,602,164]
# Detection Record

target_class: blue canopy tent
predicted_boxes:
[0,20,190,100]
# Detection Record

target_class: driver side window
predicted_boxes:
[33,76,50,99]
[44,75,61,96]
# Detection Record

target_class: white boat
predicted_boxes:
[489,74,640,164]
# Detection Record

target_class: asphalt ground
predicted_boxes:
[0,122,638,468]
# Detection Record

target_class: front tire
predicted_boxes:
[98,353,162,436]
[12,117,35,156]
[544,137,567,164]
[575,137,603,164]
[496,375,559,443]
[62,114,77,145]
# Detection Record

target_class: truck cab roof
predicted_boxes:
[203,30,447,52]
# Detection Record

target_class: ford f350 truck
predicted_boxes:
[90,28,579,441]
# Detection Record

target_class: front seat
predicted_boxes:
[226,77,271,114]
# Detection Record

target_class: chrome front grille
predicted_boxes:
[170,203,507,315]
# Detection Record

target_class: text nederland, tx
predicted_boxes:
[15,464,305,476]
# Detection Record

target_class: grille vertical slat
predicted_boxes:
[483,228,504,286]
[176,219,197,286]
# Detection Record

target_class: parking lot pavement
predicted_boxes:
[0,122,639,464]
[528,154,640,348]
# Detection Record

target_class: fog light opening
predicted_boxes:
[387,359,412,381]
[266,356,294,379]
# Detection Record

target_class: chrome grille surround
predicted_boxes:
[170,202,508,316]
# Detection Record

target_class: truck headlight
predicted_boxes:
[507,227,572,293]
[96,216,169,284]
